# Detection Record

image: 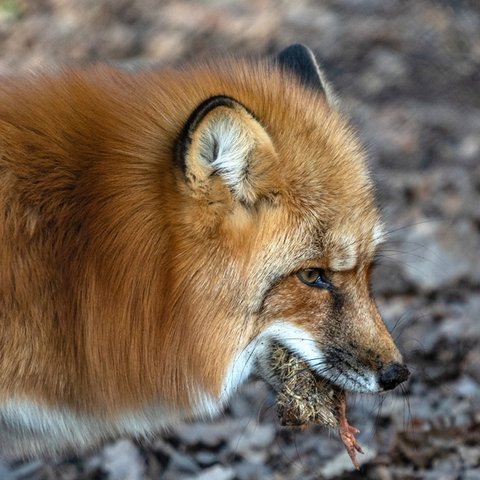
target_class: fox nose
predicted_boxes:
[378,362,410,391]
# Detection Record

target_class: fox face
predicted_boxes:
[173,47,409,408]
[0,44,408,458]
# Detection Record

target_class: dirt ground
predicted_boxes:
[0,0,479,479]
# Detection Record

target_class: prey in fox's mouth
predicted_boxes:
[268,342,365,469]
[260,340,410,470]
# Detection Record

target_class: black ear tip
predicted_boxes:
[278,44,314,59]
[276,44,324,92]
[276,44,317,71]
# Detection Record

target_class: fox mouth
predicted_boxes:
[261,337,378,396]
[265,340,409,395]
[246,320,405,468]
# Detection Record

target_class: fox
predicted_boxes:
[0,44,409,458]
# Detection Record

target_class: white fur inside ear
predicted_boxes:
[198,115,255,196]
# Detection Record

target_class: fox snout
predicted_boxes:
[377,362,410,391]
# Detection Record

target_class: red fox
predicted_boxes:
[0,44,409,458]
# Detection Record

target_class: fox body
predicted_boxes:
[0,45,408,458]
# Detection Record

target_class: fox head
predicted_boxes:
[168,44,409,413]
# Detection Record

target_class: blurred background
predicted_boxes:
[0,0,479,479]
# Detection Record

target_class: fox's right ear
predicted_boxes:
[276,44,336,106]
[175,96,277,204]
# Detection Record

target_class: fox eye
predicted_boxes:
[296,268,331,289]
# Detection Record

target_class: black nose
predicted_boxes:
[378,362,410,391]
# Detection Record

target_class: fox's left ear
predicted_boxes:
[276,44,335,105]
[176,96,277,204]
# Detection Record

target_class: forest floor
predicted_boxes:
[0,0,479,478]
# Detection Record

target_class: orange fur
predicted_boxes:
[0,53,404,457]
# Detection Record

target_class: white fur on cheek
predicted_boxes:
[219,322,320,402]
[219,320,381,402]
[265,323,378,393]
